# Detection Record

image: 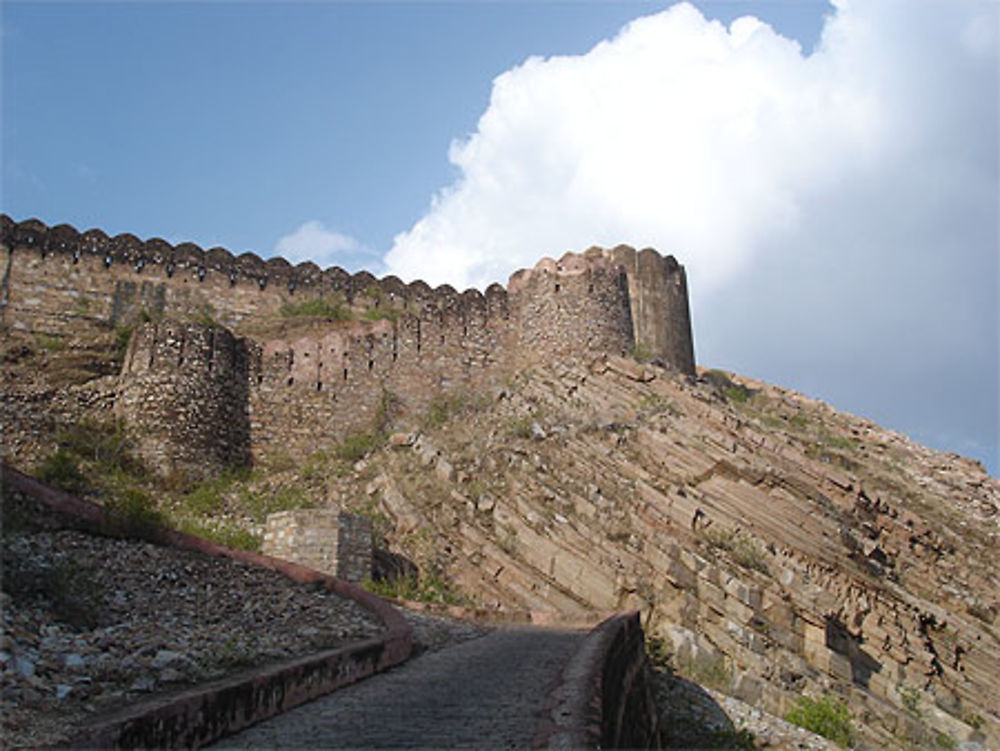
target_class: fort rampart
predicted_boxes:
[1,215,695,475]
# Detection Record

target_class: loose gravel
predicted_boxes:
[0,528,383,749]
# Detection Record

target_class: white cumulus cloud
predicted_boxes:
[382,0,998,470]
[275,220,371,269]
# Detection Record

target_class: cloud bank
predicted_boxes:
[383,0,998,469]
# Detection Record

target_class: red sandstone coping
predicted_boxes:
[1,463,413,749]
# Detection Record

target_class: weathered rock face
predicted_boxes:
[327,358,998,749]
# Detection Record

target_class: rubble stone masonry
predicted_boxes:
[0,215,695,472]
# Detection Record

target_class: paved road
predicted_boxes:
[212,627,584,750]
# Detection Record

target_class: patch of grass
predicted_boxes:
[34,333,67,352]
[638,393,676,415]
[182,467,252,515]
[279,296,353,320]
[421,388,490,430]
[177,517,262,551]
[335,430,385,463]
[819,428,859,452]
[700,527,768,573]
[900,685,923,716]
[679,654,733,692]
[935,731,957,749]
[723,385,751,404]
[189,302,218,328]
[114,325,134,362]
[962,712,985,731]
[630,342,656,363]
[362,307,399,323]
[784,694,854,749]
[788,413,810,431]
[704,369,753,405]
[363,568,468,606]
[647,636,673,669]
[506,417,533,440]
[101,472,168,542]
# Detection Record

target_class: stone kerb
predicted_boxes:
[535,611,661,750]
[0,463,412,750]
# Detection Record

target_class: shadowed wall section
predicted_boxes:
[115,321,252,481]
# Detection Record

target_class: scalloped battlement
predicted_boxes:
[1,214,695,471]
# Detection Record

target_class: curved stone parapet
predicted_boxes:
[535,611,661,749]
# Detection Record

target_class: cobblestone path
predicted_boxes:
[213,626,585,750]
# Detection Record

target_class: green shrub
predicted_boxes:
[784,695,854,748]
[36,449,90,494]
[189,302,218,328]
[335,430,384,463]
[362,307,398,322]
[102,480,167,542]
[507,417,533,440]
[279,297,353,320]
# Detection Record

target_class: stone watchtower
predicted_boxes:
[507,246,695,375]
[605,246,695,376]
[114,320,252,481]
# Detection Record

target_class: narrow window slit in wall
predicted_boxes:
[287,377,294,386]
[588,284,594,293]
[316,382,322,392]
[555,284,561,293]
[368,359,374,371]
[207,330,215,372]
[343,368,348,381]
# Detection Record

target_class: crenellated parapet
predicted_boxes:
[2,215,696,469]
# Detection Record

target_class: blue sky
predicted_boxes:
[3,1,998,474]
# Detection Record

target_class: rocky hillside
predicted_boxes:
[324,356,998,750]
[3,333,997,749]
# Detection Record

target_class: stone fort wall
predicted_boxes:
[1,215,695,471]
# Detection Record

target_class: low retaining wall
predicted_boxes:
[1,464,413,749]
[536,611,661,750]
